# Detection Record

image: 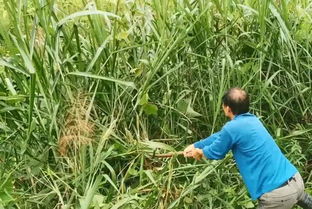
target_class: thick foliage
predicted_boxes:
[0,0,311,208]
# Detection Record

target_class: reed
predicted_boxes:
[0,0,311,208]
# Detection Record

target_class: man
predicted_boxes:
[184,87,312,209]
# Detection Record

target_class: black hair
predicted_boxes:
[222,87,250,115]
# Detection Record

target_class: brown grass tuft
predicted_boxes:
[58,93,94,156]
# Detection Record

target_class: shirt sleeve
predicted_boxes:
[202,127,233,160]
[194,132,222,149]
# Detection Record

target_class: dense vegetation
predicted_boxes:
[0,0,312,208]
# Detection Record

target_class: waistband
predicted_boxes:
[279,175,296,188]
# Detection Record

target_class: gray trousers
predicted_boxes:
[257,173,312,209]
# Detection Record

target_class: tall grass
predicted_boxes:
[0,0,312,208]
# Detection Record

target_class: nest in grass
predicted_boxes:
[58,93,94,156]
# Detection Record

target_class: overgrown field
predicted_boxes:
[0,0,312,208]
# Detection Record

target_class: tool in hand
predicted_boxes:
[152,151,184,158]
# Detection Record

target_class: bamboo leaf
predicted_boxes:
[143,170,158,187]
[111,195,140,209]
[79,176,103,209]
[0,59,29,75]
[57,10,120,27]
[140,141,175,152]
[10,35,36,74]
[68,72,136,89]
[85,35,112,72]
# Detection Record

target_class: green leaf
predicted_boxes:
[140,141,175,152]
[143,103,158,115]
[4,78,17,95]
[10,35,36,74]
[116,31,129,40]
[0,176,14,205]
[184,197,193,204]
[244,201,254,208]
[144,170,157,186]
[177,99,188,113]
[130,68,143,77]
[91,194,106,208]
[68,72,136,89]
[0,95,26,101]
[186,104,202,118]
[0,59,29,75]
[57,10,120,27]
[177,98,201,117]
[79,176,102,209]
[128,168,138,176]
[103,174,119,193]
[85,35,112,72]
[139,93,149,105]
[111,195,140,209]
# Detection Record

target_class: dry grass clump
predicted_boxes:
[35,26,45,55]
[58,93,94,156]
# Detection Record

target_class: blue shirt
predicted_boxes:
[194,113,297,200]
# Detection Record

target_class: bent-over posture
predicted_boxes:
[184,88,312,209]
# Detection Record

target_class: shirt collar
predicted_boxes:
[233,112,253,120]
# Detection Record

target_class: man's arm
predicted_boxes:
[202,127,233,160]
[184,127,233,160]
[193,132,222,149]
[183,132,221,157]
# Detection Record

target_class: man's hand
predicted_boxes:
[183,144,204,160]
[192,148,203,160]
[183,144,195,157]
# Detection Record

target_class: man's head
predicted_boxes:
[222,87,250,118]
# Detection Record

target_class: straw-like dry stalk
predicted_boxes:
[58,92,94,156]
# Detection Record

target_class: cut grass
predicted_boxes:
[0,0,311,208]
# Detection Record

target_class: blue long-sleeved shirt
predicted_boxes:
[194,113,297,200]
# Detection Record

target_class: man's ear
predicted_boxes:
[227,106,233,114]
[225,106,234,116]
